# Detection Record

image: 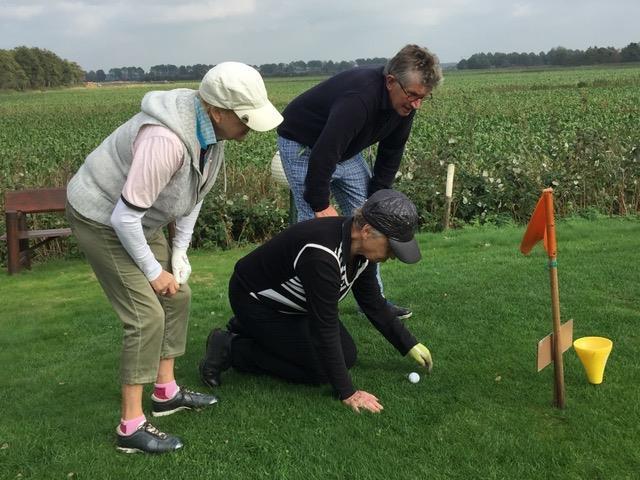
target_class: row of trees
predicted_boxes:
[86,57,389,83]
[458,42,640,69]
[84,64,218,82]
[259,57,387,77]
[0,47,84,90]
[3,48,388,88]
[5,42,639,90]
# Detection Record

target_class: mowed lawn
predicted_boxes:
[0,217,638,479]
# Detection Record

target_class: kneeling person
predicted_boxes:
[200,189,433,413]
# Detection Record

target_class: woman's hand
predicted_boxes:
[342,390,384,414]
[150,270,180,297]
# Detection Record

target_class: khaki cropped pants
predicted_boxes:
[67,204,191,384]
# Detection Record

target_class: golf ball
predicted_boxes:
[408,372,420,383]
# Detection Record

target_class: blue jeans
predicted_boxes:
[277,136,371,221]
[277,136,385,296]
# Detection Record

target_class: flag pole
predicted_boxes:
[543,189,566,408]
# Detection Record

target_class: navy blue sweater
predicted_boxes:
[277,66,415,212]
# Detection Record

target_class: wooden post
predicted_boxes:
[443,164,455,230]
[18,214,31,270]
[544,190,566,409]
[6,211,20,274]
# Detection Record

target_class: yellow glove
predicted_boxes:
[408,343,433,373]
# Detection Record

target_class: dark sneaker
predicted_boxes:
[116,422,183,454]
[199,328,233,388]
[387,302,412,320]
[151,386,218,417]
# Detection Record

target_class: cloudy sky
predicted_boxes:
[0,0,637,71]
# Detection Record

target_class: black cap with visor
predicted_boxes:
[361,189,421,264]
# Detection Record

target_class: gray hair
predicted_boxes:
[353,208,384,237]
[383,44,443,90]
[197,93,230,114]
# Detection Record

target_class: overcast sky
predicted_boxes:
[1,0,637,71]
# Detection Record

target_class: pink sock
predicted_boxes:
[153,380,179,400]
[119,415,146,436]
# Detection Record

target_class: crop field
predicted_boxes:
[1,65,639,262]
[1,66,639,478]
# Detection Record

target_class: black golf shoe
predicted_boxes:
[151,386,218,417]
[116,422,183,454]
[199,328,233,388]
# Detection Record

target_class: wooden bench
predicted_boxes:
[1,188,72,274]
[2,187,179,275]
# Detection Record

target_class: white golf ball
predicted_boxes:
[408,372,420,383]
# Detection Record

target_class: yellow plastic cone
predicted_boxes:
[573,337,613,384]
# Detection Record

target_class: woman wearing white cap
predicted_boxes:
[66,62,282,454]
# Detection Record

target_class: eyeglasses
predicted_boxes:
[396,78,432,103]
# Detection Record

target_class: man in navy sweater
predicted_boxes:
[200,190,434,413]
[276,44,442,320]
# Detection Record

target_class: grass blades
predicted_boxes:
[0,217,639,479]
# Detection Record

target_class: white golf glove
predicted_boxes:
[171,247,191,285]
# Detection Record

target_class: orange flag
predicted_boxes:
[520,189,552,255]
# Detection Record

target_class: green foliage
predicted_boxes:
[3,46,83,90]
[0,50,29,90]
[1,67,639,267]
[396,66,640,228]
[458,41,640,69]
[193,192,288,250]
[1,218,639,478]
[621,42,640,62]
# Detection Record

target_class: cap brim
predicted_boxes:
[235,102,283,132]
[389,237,421,264]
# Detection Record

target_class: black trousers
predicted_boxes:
[228,274,357,385]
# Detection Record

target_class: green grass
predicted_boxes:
[1,217,639,479]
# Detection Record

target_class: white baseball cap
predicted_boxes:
[199,62,283,132]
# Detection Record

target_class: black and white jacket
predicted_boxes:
[233,216,418,398]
